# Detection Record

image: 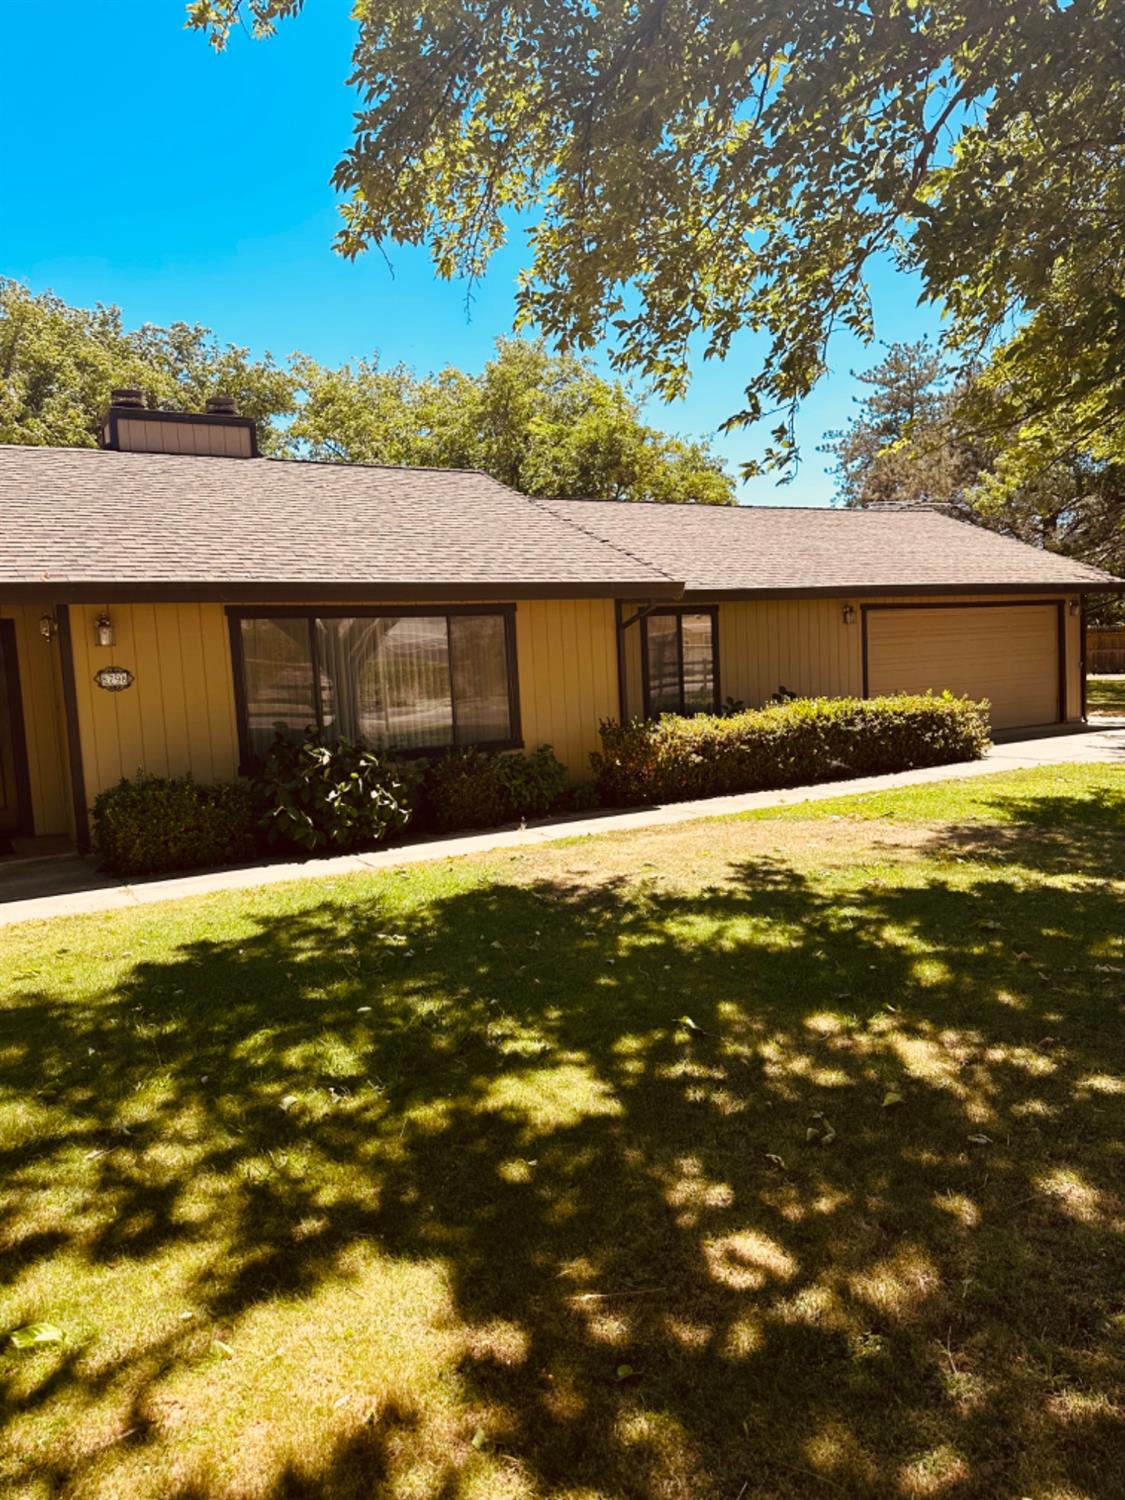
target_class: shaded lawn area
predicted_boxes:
[2,766,1123,1500]
[1087,675,1125,717]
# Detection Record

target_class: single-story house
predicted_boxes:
[2,396,1121,850]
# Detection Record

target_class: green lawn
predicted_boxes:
[1087,674,1125,717]
[2,764,1123,1500]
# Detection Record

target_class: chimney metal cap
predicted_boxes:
[109,387,146,410]
[205,394,239,416]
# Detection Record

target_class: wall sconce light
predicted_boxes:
[1069,600,1081,617]
[94,612,116,648]
[39,613,58,642]
[842,604,856,625]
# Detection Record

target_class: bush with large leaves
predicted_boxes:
[253,733,412,853]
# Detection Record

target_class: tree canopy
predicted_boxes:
[0,281,733,503]
[186,0,1125,483]
[291,338,733,501]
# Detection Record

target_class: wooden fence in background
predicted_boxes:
[1089,628,1125,673]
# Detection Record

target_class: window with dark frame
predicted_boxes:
[232,609,519,761]
[642,610,719,717]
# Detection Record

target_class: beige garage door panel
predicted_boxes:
[866,605,1059,730]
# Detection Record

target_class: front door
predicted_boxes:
[0,620,34,838]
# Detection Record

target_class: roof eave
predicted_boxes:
[680,579,1124,602]
[0,578,686,605]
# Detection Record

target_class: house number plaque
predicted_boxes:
[94,666,134,692]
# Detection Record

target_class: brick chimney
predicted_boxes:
[100,390,259,458]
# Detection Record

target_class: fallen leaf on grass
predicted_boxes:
[677,1015,710,1035]
[616,1364,640,1381]
[470,1426,488,1450]
[967,1134,992,1146]
[211,1339,235,1359]
[882,1092,904,1109]
[806,1115,837,1146]
[764,1153,787,1171]
[9,1323,62,1349]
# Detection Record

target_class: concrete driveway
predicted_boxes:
[2,721,1122,928]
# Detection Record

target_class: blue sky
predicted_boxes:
[3,4,941,503]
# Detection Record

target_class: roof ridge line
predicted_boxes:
[529,495,683,591]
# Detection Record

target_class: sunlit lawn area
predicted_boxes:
[2,764,1123,1499]
[1087,674,1125,717]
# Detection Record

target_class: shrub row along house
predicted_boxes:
[1,394,1121,850]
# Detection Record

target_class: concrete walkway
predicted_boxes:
[2,722,1122,928]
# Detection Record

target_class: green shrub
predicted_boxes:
[253,733,412,852]
[93,773,256,876]
[422,744,569,832]
[591,693,990,807]
[551,779,602,814]
[495,743,570,819]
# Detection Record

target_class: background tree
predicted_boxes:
[820,342,977,511]
[824,340,1124,621]
[0,282,733,503]
[187,0,1125,485]
[0,280,294,452]
[290,338,734,502]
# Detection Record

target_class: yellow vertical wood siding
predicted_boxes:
[68,603,240,813]
[0,605,71,835]
[622,593,1082,728]
[515,599,618,778]
[62,598,619,829]
[717,596,864,708]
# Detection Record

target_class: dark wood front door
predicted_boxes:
[0,620,34,837]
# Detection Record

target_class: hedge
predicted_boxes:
[591,693,990,807]
[422,744,569,832]
[93,774,257,876]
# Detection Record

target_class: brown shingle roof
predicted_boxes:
[1,443,1119,602]
[534,497,1122,595]
[0,445,677,601]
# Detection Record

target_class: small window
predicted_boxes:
[234,609,519,761]
[642,610,718,717]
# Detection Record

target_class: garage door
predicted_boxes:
[866,605,1060,730]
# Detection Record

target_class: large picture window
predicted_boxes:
[642,609,719,717]
[231,608,520,761]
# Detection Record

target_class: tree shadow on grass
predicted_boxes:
[1,798,1123,1498]
[925,784,1125,881]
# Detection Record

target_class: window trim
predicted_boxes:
[640,606,721,719]
[226,604,523,770]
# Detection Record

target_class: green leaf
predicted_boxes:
[882,1092,905,1109]
[9,1323,62,1349]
